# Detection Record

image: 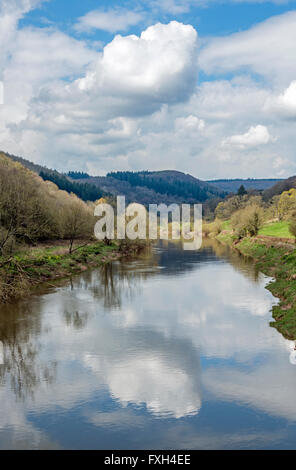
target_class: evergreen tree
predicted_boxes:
[237,184,247,196]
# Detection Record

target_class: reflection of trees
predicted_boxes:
[63,239,263,318]
[0,300,57,400]
[68,247,160,311]
[202,238,261,283]
[63,310,89,330]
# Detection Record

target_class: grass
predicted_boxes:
[218,219,292,238]
[216,233,296,340]
[258,220,292,238]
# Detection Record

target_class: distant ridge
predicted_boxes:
[207,178,283,193]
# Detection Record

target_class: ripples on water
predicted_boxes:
[0,239,295,450]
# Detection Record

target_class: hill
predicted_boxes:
[263,176,296,201]
[101,170,227,204]
[3,151,290,206]
[3,153,227,204]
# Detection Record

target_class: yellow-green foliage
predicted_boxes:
[278,188,296,220]
[231,204,264,238]
[215,194,263,220]
[203,219,223,236]
[0,153,94,256]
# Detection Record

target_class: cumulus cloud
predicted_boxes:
[10,21,199,157]
[222,125,274,149]
[77,21,198,106]
[265,81,296,119]
[1,4,296,178]
[75,8,144,34]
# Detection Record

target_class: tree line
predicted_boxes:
[39,170,104,202]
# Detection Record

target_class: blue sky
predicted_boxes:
[1,0,296,178]
[21,0,295,37]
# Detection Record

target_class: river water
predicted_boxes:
[0,239,296,450]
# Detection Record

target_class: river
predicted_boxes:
[0,239,296,450]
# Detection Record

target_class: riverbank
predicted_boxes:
[216,232,296,340]
[0,239,146,303]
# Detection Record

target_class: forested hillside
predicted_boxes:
[107,170,225,202]
[0,152,95,256]
[39,170,105,202]
[5,153,105,202]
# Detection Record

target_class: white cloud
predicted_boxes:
[106,117,139,139]
[199,11,296,85]
[222,125,274,149]
[265,81,296,119]
[150,0,192,14]
[175,115,205,132]
[0,0,44,79]
[75,8,144,34]
[0,0,42,15]
[1,5,296,179]
[77,21,198,106]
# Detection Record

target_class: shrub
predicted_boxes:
[231,204,264,238]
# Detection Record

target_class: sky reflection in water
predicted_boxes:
[0,240,295,450]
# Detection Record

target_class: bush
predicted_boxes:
[203,219,223,237]
[231,204,264,238]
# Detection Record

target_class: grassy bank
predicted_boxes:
[216,232,296,340]
[0,240,146,303]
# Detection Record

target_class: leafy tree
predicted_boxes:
[278,188,296,220]
[215,196,242,220]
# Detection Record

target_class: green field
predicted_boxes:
[220,219,292,238]
[258,221,292,238]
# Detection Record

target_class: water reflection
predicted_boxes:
[0,300,57,400]
[1,240,296,449]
